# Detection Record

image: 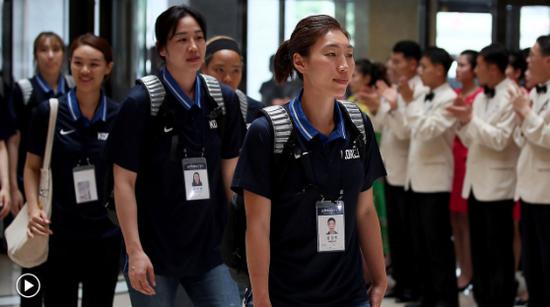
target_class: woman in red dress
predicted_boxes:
[506,49,530,305]
[450,50,483,291]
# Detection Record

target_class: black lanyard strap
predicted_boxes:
[294,135,343,202]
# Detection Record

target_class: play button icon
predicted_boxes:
[16,273,41,298]
[24,280,34,292]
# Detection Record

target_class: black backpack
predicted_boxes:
[223,101,368,271]
[105,73,229,224]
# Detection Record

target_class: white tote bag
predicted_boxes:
[5,98,58,268]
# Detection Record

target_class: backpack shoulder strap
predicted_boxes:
[137,75,166,116]
[260,105,293,154]
[200,73,225,116]
[338,100,367,144]
[16,79,33,106]
[235,89,248,121]
[64,74,76,89]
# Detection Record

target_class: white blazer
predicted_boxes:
[457,78,519,201]
[405,83,457,193]
[372,75,429,186]
[514,79,550,204]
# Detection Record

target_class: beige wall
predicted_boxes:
[363,0,421,62]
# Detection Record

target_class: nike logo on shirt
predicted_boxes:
[164,127,173,133]
[60,129,76,135]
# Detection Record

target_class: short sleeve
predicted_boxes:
[0,99,15,140]
[231,116,274,199]
[361,114,387,191]
[0,99,13,141]
[220,86,246,159]
[105,87,150,172]
[10,83,26,131]
[246,96,265,124]
[26,101,50,157]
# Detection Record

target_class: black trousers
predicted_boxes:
[468,195,515,307]
[20,264,47,307]
[520,200,550,307]
[408,191,458,307]
[44,234,121,307]
[385,182,419,295]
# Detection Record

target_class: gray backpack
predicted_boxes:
[261,101,367,154]
[137,73,226,117]
[16,75,75,106]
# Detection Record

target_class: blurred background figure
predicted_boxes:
[7,31,74,307]
[450,49,482,294]
[506,50,528,86]
[505,47,530,306]
[203,35,264,124]
[346,57,391,266]
[259,54,301,106]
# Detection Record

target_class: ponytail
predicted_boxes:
[274,40,293,84]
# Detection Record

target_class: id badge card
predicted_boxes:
[182,157,210,201]
[316,200,345,252]
[72,165,99,204]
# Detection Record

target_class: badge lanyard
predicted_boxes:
[293,136,347,253]
[70,124,102,204]
[165,101,213,202]
[182,100,216,157]
[294,136,345,201]
[178,96,222,201]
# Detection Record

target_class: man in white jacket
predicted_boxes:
[447,44,518,307]
[403,46,458,307]
[371,41,428,303]
[509,34,550,306]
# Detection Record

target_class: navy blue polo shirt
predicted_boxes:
[232,94,386,306]
[245,95,264,124]
[27,90,120,243]
[0,99,15,140]
[11,74,71,180]
[106,69,245,277]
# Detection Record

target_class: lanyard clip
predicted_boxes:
[76,157,92,167]
[337,189,344,201]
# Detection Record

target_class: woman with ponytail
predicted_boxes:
[232,14,387,307]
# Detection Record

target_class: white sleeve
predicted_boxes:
[408,98,456,141]
[386,104,410,140]
[521,110,550,149]
[463,102,516,151]
[371,98,390,133]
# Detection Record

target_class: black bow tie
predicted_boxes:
[484,86,495,98]
[424,92,435,102]
[536,84,547,94]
